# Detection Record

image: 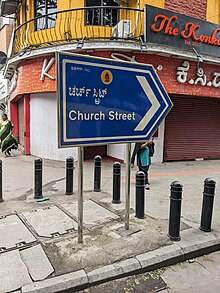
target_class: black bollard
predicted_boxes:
[93,155,102,192]
[112,162,121,204]
[65,156,74,195]
[168,181,183,241]
[0,160,3,203]
[200,178,216,232]
[34,158,43,199]
[135,171,145,219]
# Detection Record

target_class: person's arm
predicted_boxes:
[141,140,154,149]
[140,142,148,149]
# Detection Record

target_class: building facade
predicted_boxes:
[1,0,220,162]
[0,15,14,115]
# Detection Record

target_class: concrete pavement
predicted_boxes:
[0,150,220,292]
[161,251,220,293]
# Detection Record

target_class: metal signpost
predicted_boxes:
[78,146,83,243]
[57,52,172,242]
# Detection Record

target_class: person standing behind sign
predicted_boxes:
[131,139,154,190]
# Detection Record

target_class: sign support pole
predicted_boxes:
[125,143,131,230]
[78,146,84,243]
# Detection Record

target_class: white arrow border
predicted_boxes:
[134,76,161,131]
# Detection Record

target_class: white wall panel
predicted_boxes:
[30,93,77,161]
[107,143,125,161]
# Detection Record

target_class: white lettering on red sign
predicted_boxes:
[40,57,55,81]
[177,61,220,87]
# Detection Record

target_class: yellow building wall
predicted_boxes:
[13,0,168,53]
[59,0,165,9]
[66,0,84,9]
[140,0,165,9]
[206,0,220,24]
[19,0,165,20]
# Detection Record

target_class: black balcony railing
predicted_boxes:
[14,6,144,55]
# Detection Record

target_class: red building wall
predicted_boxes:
[90,51,220,99]
[137,54,220,98]
[165,0,207,20]
[11,52,220,100]
[11,56,56,100]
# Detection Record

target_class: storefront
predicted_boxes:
[143,5,220,161]
[9,4,220,162]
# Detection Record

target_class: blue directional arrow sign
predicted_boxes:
[57,53,172,147]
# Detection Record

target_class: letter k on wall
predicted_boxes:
[40,57,55,81]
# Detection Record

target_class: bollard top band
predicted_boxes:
[170,181,183,188]
[136,171,145,177]
[113,162,121,167]
[204,178,216,186]
[203,191,215,197]
[136,183,146,187]
[169,196,182,201]
[171,181,183,187]
[66,156,74,162]
[94,155,102,161]
[170,181,183,199]
[35,158,43,162]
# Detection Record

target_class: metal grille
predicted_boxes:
[14,6,144,54]
[164,96,220,161]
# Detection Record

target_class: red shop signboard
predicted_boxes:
[144,5,220,58]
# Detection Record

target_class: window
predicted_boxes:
[85,0,119,26]
[34,0,57,31]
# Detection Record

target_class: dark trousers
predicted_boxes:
[138,165,150,185]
